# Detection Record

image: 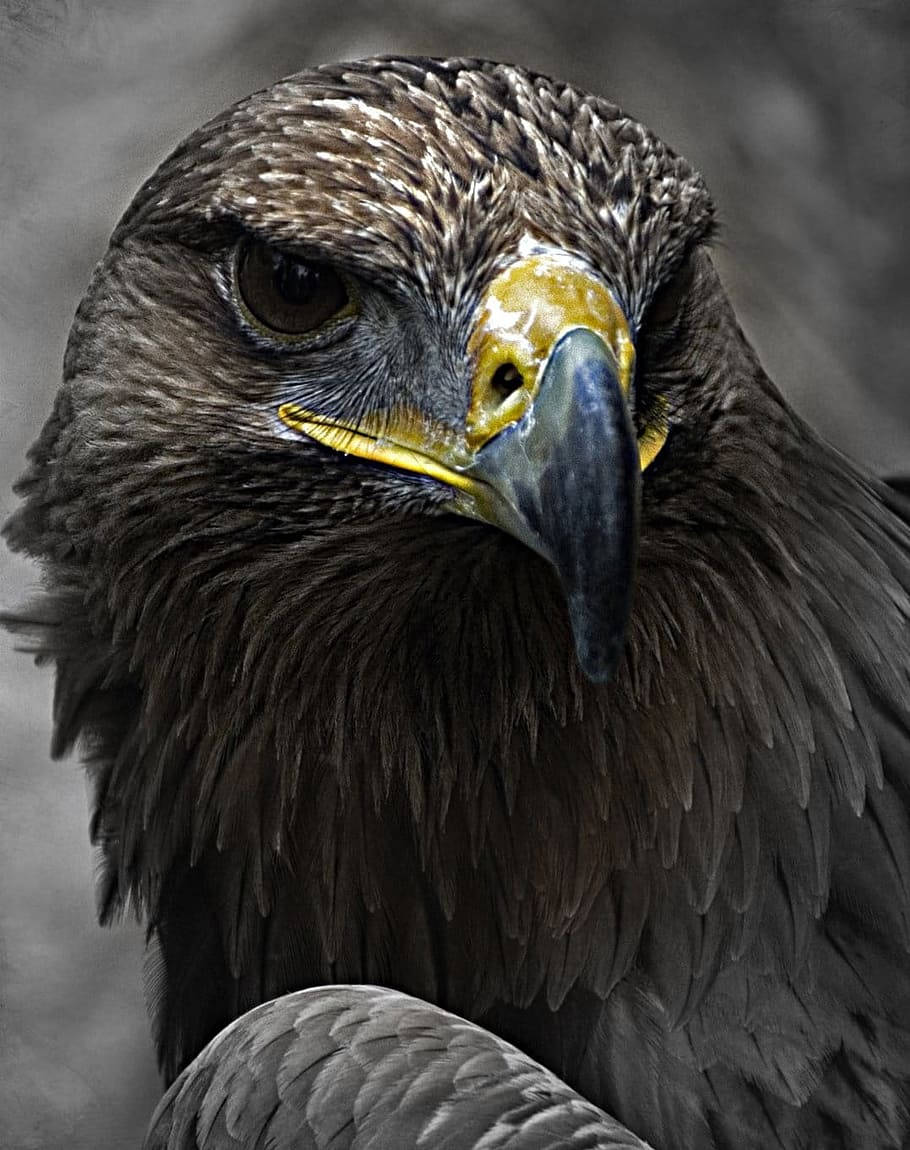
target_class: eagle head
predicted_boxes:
[8,62,910,1132]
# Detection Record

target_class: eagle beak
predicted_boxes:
[448,251,641,682]
[458,325,640,682]
[277,251,649,682]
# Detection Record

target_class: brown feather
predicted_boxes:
[4,57,910,1149]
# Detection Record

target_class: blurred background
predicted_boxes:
[0,0,907,1145]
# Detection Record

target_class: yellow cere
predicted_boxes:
[465,252,636,452]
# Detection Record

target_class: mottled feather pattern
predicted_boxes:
[4,56,910,1149]
[144,985,652,1149]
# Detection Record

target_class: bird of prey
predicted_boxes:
[144,984,651,1149]
[4,56,910,1150]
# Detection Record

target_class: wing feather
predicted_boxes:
[144,985,653,1150]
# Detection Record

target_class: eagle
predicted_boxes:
[4,56,910,1149]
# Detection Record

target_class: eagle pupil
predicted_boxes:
[273,252,319,305]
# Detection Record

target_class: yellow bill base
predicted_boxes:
[465,252,637,451]
[279,398,668,485]
[277,404,481,494]
[637,398,669,471]
[278,250,668,485]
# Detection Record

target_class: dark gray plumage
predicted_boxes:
[4,56,910,1149]
[144,985,651,1149]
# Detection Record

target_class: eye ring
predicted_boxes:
[232,238,357,343]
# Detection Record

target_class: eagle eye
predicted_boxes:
[234,239,350,338]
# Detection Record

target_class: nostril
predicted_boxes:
[489,362,524,402]
[466,358,534,449]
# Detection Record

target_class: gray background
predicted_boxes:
[1,1,907,1146]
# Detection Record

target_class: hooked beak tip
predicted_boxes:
[465,326,641,684]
